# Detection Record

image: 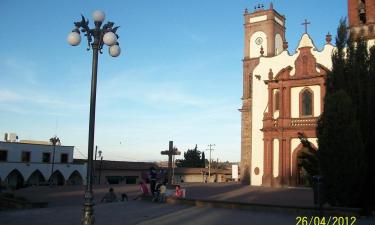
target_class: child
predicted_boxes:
[101,187,118,203]
[133,181,149,200]
[159,182,167,202]
[152,182,162,202]
[174,185,183,198]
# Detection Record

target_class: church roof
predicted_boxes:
[297,33,316,49]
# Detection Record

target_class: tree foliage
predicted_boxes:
[318,91,365,206]
[317,18,375,208]
[176,145,205,168]
[297,132,319,184]
[210,160,232,170]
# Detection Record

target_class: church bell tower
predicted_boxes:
[240,3,286,184]
[348,0,375,40]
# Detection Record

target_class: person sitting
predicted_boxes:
[133,181,149,200]
[101,187,118,203]
[159,182,167,203]
[174,185,183,198]
[121,193,128,201]
[152,182,162,202]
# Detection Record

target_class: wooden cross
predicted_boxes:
[301,19,310,34]
[161,141,181,186]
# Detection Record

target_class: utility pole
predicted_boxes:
[206,144,215,183]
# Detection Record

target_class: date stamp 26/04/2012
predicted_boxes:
[296,216,357,225]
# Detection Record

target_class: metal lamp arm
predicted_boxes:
[73,15,120,53]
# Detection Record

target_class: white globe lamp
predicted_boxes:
[67,32,81,46]
[103,32,117,46]
[109,44,121,57]
[92,10,105,22]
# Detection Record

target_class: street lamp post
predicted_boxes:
[94,146,98,184]
[49,136,60,186]
[68,10,121,225]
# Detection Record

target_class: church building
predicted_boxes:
[240,0,375,187]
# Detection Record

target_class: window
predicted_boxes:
[274,90,280,111]
[60,153,68,163]
[301,89,313,116]
[359,0,366,24]
[0,150,8,162]
[42,152,51,163]
[21,151,31,163]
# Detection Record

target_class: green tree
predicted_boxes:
[201,152,206,168]
[317,18,374,208]
[176,145,205,168]
[326,19,348,93]
[297,132,319,184]
[363,45,375,212]
[317,91,366,206]
[210,160,231,170]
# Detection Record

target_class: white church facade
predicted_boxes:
[240,0,375,186]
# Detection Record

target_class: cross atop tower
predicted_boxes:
[301,19,311,34]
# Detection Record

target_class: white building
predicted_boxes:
[0,135,86,188]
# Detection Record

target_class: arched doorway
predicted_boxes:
[66,170,83,185]
[49,170,65,185]
[292,142,317,186]
[296,151,310,186]
[6,169,24,189]
[27,170,46,186]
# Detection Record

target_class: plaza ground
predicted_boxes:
[9,182,315,208]
[0,183,374,225]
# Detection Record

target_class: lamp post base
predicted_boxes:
[81,191,95,225]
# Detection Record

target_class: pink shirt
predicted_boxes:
[140,183,149,195]
[175,189,183,198]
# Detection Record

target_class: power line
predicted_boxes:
[74,146,87,158]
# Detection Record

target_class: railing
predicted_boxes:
[264,117,318,129]
[290,117,318,127]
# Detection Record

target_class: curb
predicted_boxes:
[165,197,362,216]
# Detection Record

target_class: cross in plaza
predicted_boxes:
[301,19,310,34]
[161,141,181,186]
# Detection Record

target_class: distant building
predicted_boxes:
[0,134,86,188]
[93,160,159,185]
[172,168,233,183]
[92,160,235,184]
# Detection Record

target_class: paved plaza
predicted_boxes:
[0,183,374,225]
[0,200,299,225]
[9,182,315,208]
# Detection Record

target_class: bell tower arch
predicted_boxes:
[244,3,286,58]
[240,3,286,184]
[348,0,375,41]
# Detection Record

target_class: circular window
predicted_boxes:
[254,167,260,175]
[255,37,263,45]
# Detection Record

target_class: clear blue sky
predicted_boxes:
[0,0,345,162]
